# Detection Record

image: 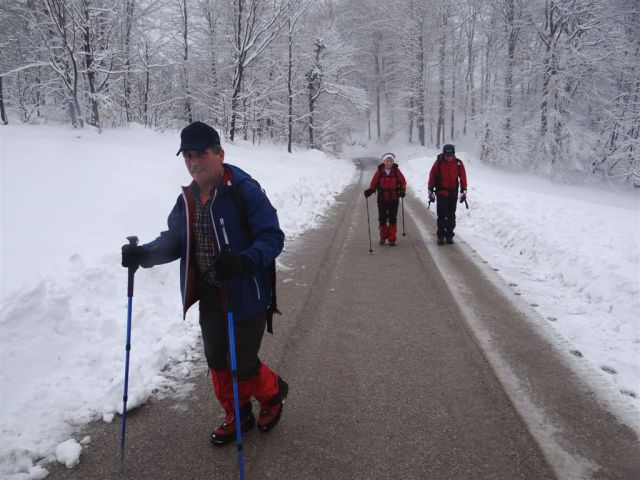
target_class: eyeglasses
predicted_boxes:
[182,150,208,161]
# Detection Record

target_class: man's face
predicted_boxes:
[183,147,224,187]
[444,153,454,161]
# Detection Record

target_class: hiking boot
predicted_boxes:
[388,240,396,246]
[379,238,386,245]
[446,237,454,244]
[258,377,289,433]
[437,237,445,245]
[210,404,255,446]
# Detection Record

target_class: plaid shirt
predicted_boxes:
[192,185,217,282]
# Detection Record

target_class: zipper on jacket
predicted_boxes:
[220,217,261,301]
[181,190,191,309]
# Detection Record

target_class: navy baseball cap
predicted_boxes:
[176,121,221,155]
[443,144,455,156]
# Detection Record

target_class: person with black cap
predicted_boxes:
[120,121,288,446]
[427,144,468,245]
[364,152,407,246]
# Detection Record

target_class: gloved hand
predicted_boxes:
[214,253,253,281]
[121,244,145,269]
[398,189,406,198]
[364,188,375,198]
[460,190,467,203]
[428,191,436,202]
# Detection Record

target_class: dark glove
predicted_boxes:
[398,189,406,198]
[364,188,375,198]
[121,244,145,269]
[214,254,254,282]
[428,191,436,203]
[459,190,467,203]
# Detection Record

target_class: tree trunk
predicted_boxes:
[82,1,100,129]
[181,0,192,124]
[450,46,458,141]
[463,7,477,136]
[374,30,381,139]
[287,18,293,153]
[540,48,551,137]
[0,76,8,125]
[122,0,135,123]
[436,20,446,148]
[408,97,414,143]
[417,31,425,146]
[308,89,315,148]
[504,0,519,143]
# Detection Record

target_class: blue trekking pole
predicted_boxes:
[220,220,246,480]
[120,235,139,468]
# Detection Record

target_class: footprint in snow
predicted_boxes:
[620,389,637,399]
[569,350,582,357]
[601,365,617,375]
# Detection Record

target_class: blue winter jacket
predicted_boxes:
[139,164,284,322]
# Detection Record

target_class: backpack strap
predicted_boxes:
[230,180,281,334]
[376,164,401,192]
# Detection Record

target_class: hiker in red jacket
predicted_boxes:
[427,144,468,245]
[364,153,407,246]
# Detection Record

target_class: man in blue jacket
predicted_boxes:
[121,121,287,446]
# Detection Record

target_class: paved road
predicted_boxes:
[49,159,638,479]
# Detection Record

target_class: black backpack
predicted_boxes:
[230,179,281,334]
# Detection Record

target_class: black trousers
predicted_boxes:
[436,194,458,238]
[377,199,399,226]
[198,284,266,380]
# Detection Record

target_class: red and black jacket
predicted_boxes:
[369,163,407,202]
[428,154,467,197]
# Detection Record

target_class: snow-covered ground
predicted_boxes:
[1,125,638,479]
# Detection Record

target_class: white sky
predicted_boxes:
[1,124,638,479]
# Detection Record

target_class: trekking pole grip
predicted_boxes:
[126,236,139,298]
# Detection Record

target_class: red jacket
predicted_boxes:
[369,163,407,202]
[428,154,467,197]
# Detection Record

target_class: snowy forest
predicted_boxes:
[1,0,638,185]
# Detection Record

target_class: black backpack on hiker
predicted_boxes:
[230,179,281,334]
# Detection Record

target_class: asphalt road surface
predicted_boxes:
[48,159,639,480]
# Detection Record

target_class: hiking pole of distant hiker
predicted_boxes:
[401,197,406,236]
[365,196,373,253]
[219,219,246,480]
[120,235,139,468]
